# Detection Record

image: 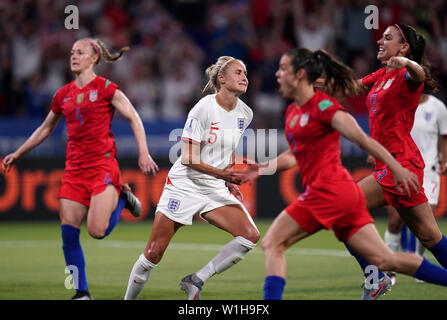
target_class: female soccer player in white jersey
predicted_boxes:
[384,93,447,284]
[124,56,260,300]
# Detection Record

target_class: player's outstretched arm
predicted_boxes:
[112,89,159,176]
[331,110,420,197]
[2,111,62,173]
[386,56,425,82]
[231,148,298,184]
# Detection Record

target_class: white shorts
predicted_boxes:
[156,178,254,226]
[423,168,440,206]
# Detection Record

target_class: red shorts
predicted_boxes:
[285,179,374,242]
[59,159,122,207]
[373,165,427,208]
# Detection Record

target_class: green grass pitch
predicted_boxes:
[0,218,446,300]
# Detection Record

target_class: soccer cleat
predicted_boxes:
[361,274,392,300]
[180,274,204,300]
[72,290,93,300]
[121,183,142,217]
[386,271,397,286]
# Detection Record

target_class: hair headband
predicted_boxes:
[394,24,408,44]
[85,38,99,57]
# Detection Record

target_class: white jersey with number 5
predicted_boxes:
[168,94,253,189]
[411,95,447,172]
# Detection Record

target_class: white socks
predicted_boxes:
[124,254,157,300]
[195,236,255,282]
[415,238,426,257]
[124,237,256,299]
[384,229,426,256]
[384,230,401,252]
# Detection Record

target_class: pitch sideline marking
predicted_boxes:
[0,240,350,257]
[0,240,436,259]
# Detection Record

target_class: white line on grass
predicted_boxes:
[0,240,351,257]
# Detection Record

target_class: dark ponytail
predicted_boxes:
[394,24,438,94]
[313,50,357,97]
[286,48,357,98]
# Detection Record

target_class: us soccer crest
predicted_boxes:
[89,90,98,102]
[237,118,245,131]
[168,198,181,212]
[383,79,394,90]
[299,113,309,127]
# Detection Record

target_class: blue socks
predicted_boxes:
[428,234,447,268]
[264,275,286,300]
[414,257,447,286]
[102,197,126,238]
[401,224,417,252]
[61,198,126,294]
[61,225,88,292]
[344,243,385,279]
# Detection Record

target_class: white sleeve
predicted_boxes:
[247,107,253,127]
[437,100,447,136]
[181,102,207,144]
[239,99,253,130]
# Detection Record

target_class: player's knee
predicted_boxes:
[261,236,282,254]
[243,227,260,244]
[145,245,165,264]
[261,238,270,252]
[87,224,107,239]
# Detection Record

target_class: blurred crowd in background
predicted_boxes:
[1,0,447,129]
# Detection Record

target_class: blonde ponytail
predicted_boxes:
[85,38,130,65]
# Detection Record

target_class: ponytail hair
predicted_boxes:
[202,56,245,94]
[393,24,438,94]
[286,48,357,97]
[84,38,130,65]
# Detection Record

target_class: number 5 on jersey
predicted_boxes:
[208,126,219,144]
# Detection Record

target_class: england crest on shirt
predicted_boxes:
[89,90,98,102]
[299,113,309,127]
[424,112,432,122]
[168,198,181,212]
[383,78,394,90]
[237,118,245,131]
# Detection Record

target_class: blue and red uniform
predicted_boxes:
[362,67,427,208]
[51,76,122,207]
[284,89,373,242]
